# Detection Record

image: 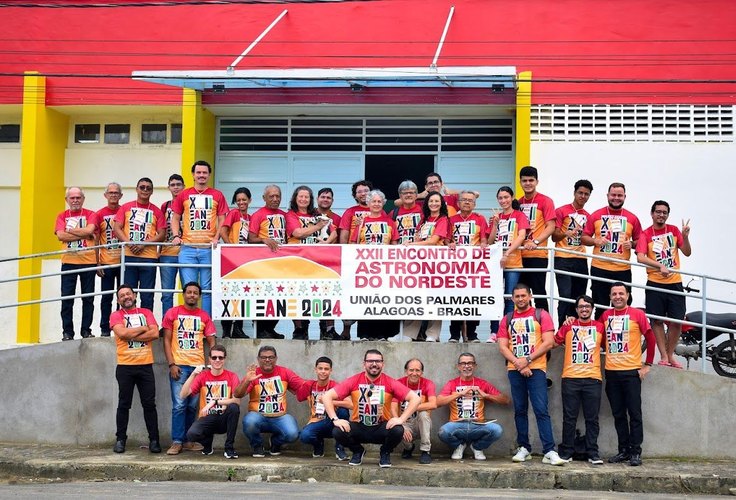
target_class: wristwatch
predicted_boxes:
[525,355,533,365]
[533,239,540,245]
[331,417,339,422]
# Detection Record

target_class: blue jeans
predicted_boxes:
[438,420,503,451]
[159,255,179,315]
[242,412,300,449]
[123,256,157,311]
[60,263,95,336]
[99,266,121,333]
[178,245,212,315]
[508,368,555,453]
[169,365,198,443]
[300,408,349,450]
[491,269,521,333]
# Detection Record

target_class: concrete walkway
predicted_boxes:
[1,443,734,495]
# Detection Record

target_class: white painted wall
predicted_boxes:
[531,140,736,314]
[0,146,21,345]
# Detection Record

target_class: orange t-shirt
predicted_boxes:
[55,209,97,265]
[109,307,157,365]
[439,377,500,422]
[498,307,555,371]
[636,224,684,284]
[171,187,229,245]
[519,192,556,259]
[584,207,642,272]
[489,210,530,269]
[555,204,590,259]
[600,306,654,370]
[95,206,121,265]
[555,319,605,380]
[161,305,216,366]
[115,201,166,259]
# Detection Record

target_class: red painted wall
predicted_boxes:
[2,0,735,105]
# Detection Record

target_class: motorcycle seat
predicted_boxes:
[686,312,736,330]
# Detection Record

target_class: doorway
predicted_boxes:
[365,154,436,211]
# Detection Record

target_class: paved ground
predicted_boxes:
[0,443,734,496]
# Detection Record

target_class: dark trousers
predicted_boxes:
[449,320,479,340]
[554,257,589,323]
[99,266,121,333]
[333,421,404,454]
[123,256,157,311]
[357,320,400,340]
[591,267,632,320]
[256,320,279,334]
[116,364,159,442]
[605,369,643,455]
[559,377,601,458]
[521,257,549,311]
[187,403,241,451]
[61,263,96,336]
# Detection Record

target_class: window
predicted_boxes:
[0,124,20,143]
[141,124,167,144]
[171,123,182,144]
[75,124,100,144]
[104,124,130,144]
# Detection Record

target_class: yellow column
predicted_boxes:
[180,88,215,186]
[515,70,532,195]
[17,72,69,343]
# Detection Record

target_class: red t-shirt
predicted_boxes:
[332,372,411,426]
[160,199,181,257]
[636,224,685,284]
[393,205,423,244]
[353,214,399,245]
[95,205,121,265]
[416,215,451,244]
[450,212,488,246]
[397,376,436,418]
[439,377,501,422]
[584,207,642,272]
[339,205,372,243]
[110,307,158,365]
[171,187,229,245]
[489,210,530,269]
[190,369,241,416]
[55,208,98,265]
[114,201,166,259]
[286,210,335,244]
[498,307,555,371]
[296,379,339,424]
[222,209,250,245]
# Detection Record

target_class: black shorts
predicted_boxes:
[645,281,685,320]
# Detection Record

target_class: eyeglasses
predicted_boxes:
[577,304,592,309]
[401,191,417,195]
[653,210,669,215]
[426,180,441,185]
[459,198,475,203]
[210,355,225,361]
[137,185,153,192]
[259,355,276,361]
[365,359,383,364]
[458,361,476,367]
[169,182,183,187]
[106,192,122,196]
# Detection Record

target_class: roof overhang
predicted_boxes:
[132,66,517,92]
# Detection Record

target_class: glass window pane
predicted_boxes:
[141,124,167,144]
[104,124,130,144]
[74,124,100,144]
[171,123,182,143]
[0,124,20,143]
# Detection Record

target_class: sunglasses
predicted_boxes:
[137,185,153,192]
[210,356,225,361]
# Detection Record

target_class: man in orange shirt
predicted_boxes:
[636,200,692,368]
[601,283,655,466]
[109,285,161,454]
[95,182,123,337]
[554,294,605,464]
[55,187,98,341]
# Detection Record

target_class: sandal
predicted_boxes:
[657,360,671,366]
[669,360,684,369]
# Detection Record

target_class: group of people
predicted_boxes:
[109,277,656,467]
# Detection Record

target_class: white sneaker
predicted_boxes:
[486,333,498,343]
[448,338,459,343]
[512,446,531,462]
[470,445,486,461]
[451,443,466,460]
[425,338,437,342]
[542,450,567,466]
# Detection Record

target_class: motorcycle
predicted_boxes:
[674,282,736,378]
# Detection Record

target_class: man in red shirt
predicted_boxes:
[393,358,437,464]
[110,284,161,454]
[296,356,352,460]
[323,349,420,468]
[554,294,605,464]
[234,345,306,457]
[601,282,656,466]
[55,186,98,341]
[95,182,123,337]
[437,353,509,460]
[179,344,241,459]
[636,200,692,368]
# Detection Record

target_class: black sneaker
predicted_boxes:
[269,443,282,456]
[62,332,74,341]
[292,328,308,340]
[100,330,111,338]
[224,449,239,459]
[202,445,214,456]
[231,324,249,339]
[312,441,325,458]
[113,439,125,453]
[629,453,642,466]
[588,455,603,465]
[608,452,631,463]
[419,451,432,465]
[320,328,342,341]
[258,330,285,340]
[349,449,365,466]
[252,445,266,458]
[80,329,94,338]
[379,450,392,468]
[335,444,348,461]
[401,444,414,459]
[149,440,162,453]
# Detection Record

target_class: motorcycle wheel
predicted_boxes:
[711,340,736,378]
